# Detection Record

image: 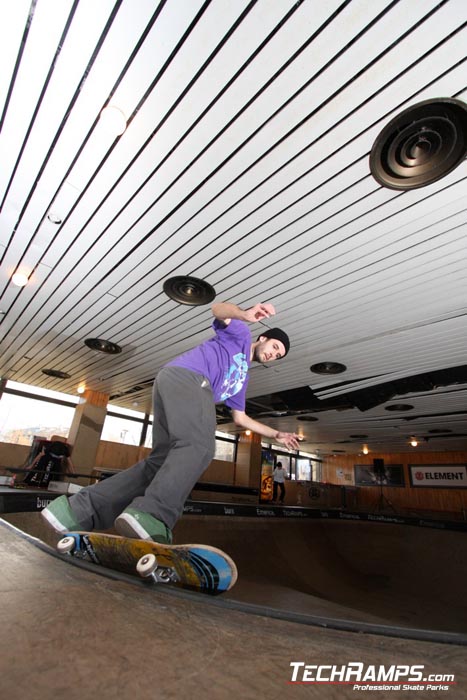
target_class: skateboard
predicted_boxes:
[56,531,237,595]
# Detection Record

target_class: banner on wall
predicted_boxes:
[409,465,467,488]
[354,464,405,487]
[260,449,274,501]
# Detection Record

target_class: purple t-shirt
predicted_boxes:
[166,319,251,410]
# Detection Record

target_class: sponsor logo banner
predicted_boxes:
[409,465,467,488]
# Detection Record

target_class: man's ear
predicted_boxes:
[257,335,267,342]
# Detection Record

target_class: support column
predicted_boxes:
[235,431,262,488]
[67,389,108,479]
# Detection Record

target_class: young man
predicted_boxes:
[272,461,287,503]
[42,301,300,543]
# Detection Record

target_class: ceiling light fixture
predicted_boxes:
[362,444,369,455]
[77,385,86,394]
[410,437,418,447]
[11,272,29,287]
[99,105,127,136]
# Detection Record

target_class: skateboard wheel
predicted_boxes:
[57,536,76,554]
[136,553,158,578]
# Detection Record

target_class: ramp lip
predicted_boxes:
[2,516,466,647]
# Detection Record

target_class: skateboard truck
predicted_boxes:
[57,535,79,554]
[137,553,180,584]
[58,536,180,584]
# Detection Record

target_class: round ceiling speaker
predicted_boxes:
[84,338,122,354]
[369,98,467,190]
[163,276,216,306]
[310,361,347,375]
[42,368,71,379]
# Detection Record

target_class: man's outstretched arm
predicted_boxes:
[231,410,300,452]
[212,301,276,326]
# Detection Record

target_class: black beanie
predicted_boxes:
[257,327,290,357]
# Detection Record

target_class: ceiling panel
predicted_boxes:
[1,0,466,454]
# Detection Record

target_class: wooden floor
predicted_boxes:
[1,514,467,699]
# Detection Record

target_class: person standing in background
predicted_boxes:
[272,461,287,504]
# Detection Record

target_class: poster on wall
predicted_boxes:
[260,449,274,502]
[354,464,405,487]
[409,465,467,488]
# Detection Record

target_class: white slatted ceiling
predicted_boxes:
[0,0,466,453]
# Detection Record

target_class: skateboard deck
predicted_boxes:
[56,531,237,595]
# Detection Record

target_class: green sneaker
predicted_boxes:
[114,508,173,544]
[41,495,82,533]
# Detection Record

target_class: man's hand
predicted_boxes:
[212,302,276,325]
[243,303,276,323]
[232,412,301,450]
[275,431,301,451]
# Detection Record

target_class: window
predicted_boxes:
[101,415,143,445]
[0,381,77,446]
[296,458,312,481]
[102,405,147,445]
[214,430,236,462]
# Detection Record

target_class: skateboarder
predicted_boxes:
[42,301,300,543]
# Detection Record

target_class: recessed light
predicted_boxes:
[350,434,368,438]
[384,404,414,412]
[99,106,127,136]
[428,428,452,434]
[310,362,347,375]
[296,416,318,422]
[11,272,29,287]
[84,338,122,354]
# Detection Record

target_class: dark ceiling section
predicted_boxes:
[242,365,467,416]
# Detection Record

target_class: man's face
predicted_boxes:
[254,336,286,364]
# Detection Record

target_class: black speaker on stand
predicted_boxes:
[372,458,396,513]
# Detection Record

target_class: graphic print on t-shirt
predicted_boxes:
[220,352,248,401]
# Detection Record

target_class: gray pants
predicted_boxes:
[69,367,216,531]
